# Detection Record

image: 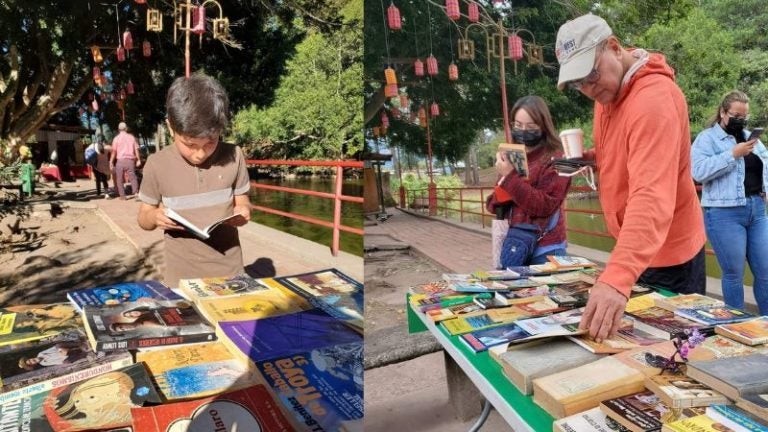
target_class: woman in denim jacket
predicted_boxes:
[691,90,768,314]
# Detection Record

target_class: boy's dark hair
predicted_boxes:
[166,73,229,138]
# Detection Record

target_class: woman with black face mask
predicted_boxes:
[486,95,572,267]
[691,90,768,315]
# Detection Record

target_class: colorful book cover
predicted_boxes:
[599,390,664,432]
[135,341,261,401]
[460,323,530,352]
[217,308,362,365]
[471,269,520,281]
[547,255,596,269]
[43,363,163,432]
[195,283,310,324]
[645,374,728,408]
[441,313,502,336]
[715,317,768,346]
[130,385,293,432]
[256,342,363,432]
[0,304,82,347]
[654,294,724,312]
[83,299,216,351]
[178,274,278,301]
[695,335,760,359]
[0,391,54,432]
[705,404,768,432]
[274,268,364,331]
[407,281,457,298]
[66,281,180,312]
[675,307,756,326]
[516,307,585,336]
[628,306,710,339]
[664,414,735,432]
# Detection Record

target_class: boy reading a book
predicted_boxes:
[137,74,251,287]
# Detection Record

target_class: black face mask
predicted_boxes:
[512,130,543,147]
[726,116,747,134]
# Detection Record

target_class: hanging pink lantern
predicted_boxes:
[92,99,99,111]
[117,47,126,62]
[508,34,523,60]
[448,63,459,81]
[426,55,438,76]
[414,59,424,77]
[192,6,206,34]
[468,2,479,22]
[384,67,397,86]
[142,40,152,57]
[92,66,100,80]
[446,0,460,20]
[430,102,440,117]
[399,94,409,109]
[381,112,390,128]
[387,3,401,31]
[135,0,146,3]
[384,83,398,98]
[127,80,135,95]
[123,30,133,50]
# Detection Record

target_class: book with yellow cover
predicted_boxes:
[178,274,279,302]
[654,293,724,312]
[715,317,768,346]
[0,304,82,347]
[136,341,261,401]
[661,414,726,432]
[195,285,310,324]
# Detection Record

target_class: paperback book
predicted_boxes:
[164,207,240,240]
[66,280,181,312]
[459,323,530,353]
[130,385,293,432]
[599,390,664,432]
[194,287,309,324]
[470,269,521,281]
[177,274,277,302]
[82,299,217,351]
[685,353,768,401]
[627,306,713,339]
[644,373,728,409]
[516,307,585,336]
[715,317,768,346]
[547,255,597,270]
[674,306,756,326]
[0,304,82,347]
[653,294,724,312]
[553,407,623,432]
[704,404,768,432]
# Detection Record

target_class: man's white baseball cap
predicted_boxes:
[555,14,613,90]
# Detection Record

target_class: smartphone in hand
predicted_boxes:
[748,127,764,141]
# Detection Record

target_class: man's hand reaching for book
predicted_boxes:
[579,281,627,342]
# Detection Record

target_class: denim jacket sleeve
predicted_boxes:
[691,126,737,184]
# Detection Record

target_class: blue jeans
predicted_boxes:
[704,195,768,315]
[529,248,567,265]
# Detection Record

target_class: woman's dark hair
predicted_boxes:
[166,73,229,137]
[510,95,562,154]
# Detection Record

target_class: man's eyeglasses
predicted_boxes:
[726,111,749,121]
[567,52,604,91]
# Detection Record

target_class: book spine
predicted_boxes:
[130,333,217,350]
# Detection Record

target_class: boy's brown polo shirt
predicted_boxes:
[139,143,250,287]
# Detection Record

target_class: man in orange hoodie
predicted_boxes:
[555,14,706,341]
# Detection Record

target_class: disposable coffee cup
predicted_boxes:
[559,128,584,159]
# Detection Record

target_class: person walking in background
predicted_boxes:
[555,14,706,341]
[486,95,571,266]
[110,121,141,200]
[92,136,112,199]
[691,90,768,315]
[137,74,251,288]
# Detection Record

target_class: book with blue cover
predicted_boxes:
[66,281,181,312]
[274,269,364,332]
[674,306,756,326]
[256,341,363,432]
[217,308,362,365]
[460,323,530,352]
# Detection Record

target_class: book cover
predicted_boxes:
[553,407,619,432]
[532,356,646,418]
[715,317,768,346]
[695,335,761,359]
[135,341,261,401]
[628,306,711,339]
[178,274,279,301]
[66,281,181,312]
[599,390,664,432]
[43,363,163,432]
[0,304,82,347]
[567,319,650,354]
[674,307,756,326]
[625,293,666,313]
[164,207,239,240]
[498,142,529,178]
[460,323,530,353]
[425,303,484,322]
[496,339,603,395]
[130,385,293,432]
[441,313,502,336]
[547,255,597,270]
[274,268,364,331]
[662,414,732,432]
[705,404,768,432]
[516,307,585,336]
[0,391,55,432]
[256,341,363,432]
[217,308,362,365]
[471,269,521,281]
[654,294,724,312]
[195,286,309,324]
[82,299,216,351]
[686,354,768,400]
[738,393,768,421]
[407,281,457,298]
[645,373,729,409]
[515,296,565,316]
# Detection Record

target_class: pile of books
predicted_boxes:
[409,257,768,431]
[0,268,363,431]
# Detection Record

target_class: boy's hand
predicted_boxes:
[227,204,251,227]
[155,208,184,231]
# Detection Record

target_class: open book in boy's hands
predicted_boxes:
[164,207,241,240]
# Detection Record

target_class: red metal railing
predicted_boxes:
[246,159,364,256]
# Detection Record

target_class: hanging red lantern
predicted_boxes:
[508,34,523,60]
[384,67,397,86]
[414,59,424,77]
[192,6,206,34]
[134,0,146,3]
[387,3,401,31]
[384,83,398,98]
[92,66,100,80]
[448,63,459,81]
[142,40,152,57]
[446,0,460,20]
[381,112,390,128]
[123,30,133,50]
[127,80,135,95]
[468,2,479,22]
[117,47,126,62]
[399,94,409,109]
[92,99,99,111]
[430,102,440,117]
[426,55,438,76]
[91,46,103,63]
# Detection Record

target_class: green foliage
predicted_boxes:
[232,0,362,160]
[391,172,464,195]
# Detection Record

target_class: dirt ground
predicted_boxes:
[0,184,159,306]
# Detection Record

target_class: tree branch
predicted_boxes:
[0,45,20,134]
